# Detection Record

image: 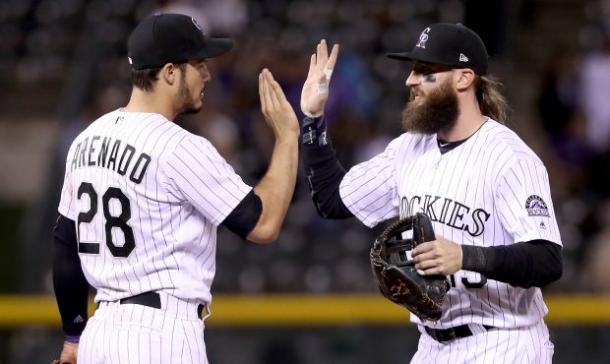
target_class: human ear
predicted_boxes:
[455,69,475,91]
[161,63,177,85]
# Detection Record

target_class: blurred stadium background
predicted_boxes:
[1,0,610,362]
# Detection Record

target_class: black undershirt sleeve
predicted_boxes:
[461,239,563,288]
[220,189,262,239]
[53,215,89,337]
[301,116,353,219]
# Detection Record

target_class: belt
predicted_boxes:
[425,324,494,342]
[119,292,206,319]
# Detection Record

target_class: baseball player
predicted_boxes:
[52,13,299,364]
[300,24,563,363]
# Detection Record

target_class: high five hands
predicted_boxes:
[300,39,340,118]
[258,69,299,138]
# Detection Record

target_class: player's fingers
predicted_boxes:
[415,257,439,270]
[319,39,329,65]
[315,40,327,72]
[258,71,266,113]
[423,264,451,276]
[259,70,271,115]
[306,54,316,79]
[265,71,282,108]
[268,74,289,105]
[264,70,279,110]
[420,260,448,275]
[258,71,263,100]
[412,241,434,256]
[412,251,436,265]
[325,44,340,78]
[420,267,439,276]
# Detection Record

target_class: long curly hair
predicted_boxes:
[474,75,510,123]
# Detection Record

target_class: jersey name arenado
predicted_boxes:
[340,119,562,328]
[58,109,251,305]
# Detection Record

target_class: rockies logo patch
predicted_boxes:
[525,195,549,217]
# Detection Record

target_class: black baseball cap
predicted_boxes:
[386,23,488,75]
[127,13,233,70]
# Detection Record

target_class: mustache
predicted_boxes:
[409,87,425,101]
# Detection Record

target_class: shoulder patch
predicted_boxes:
[525,195,549,217]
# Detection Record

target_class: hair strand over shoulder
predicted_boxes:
[475,75,510,123]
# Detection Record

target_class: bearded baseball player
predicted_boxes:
[301,24,563,363]
[52,13,299,364]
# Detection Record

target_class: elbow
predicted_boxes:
[528,242,563,288]
[544,250,564,286]
[533,260,563,288]
[247,223,280,244]
[546,261,563,285]
[254,231,280,244]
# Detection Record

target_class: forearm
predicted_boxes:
[53,243,89,337]
[250,134,299,242]
[301,116,353,219]
[53,216,89,338]
[461,239,563,288]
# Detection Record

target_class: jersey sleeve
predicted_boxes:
[339,135,402,227]
[162,135,252,226]
[495,158,562,246]
[58,156,77,220]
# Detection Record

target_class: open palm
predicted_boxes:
[300,39,339,118]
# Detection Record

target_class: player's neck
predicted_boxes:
[437,98,486,142]
[124,88,177,121]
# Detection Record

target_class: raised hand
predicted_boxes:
[258,68,299,139]
[300,39,339,118]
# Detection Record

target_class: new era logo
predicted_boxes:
[459,53,469,62]
[191,17,202,31]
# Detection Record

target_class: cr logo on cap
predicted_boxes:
[416,27,430,49]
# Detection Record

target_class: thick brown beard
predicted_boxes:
[401,79,459,134]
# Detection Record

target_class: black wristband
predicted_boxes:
[301,116,328,146]
[300,133,353,219]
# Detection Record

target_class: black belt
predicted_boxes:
[425,324,494,342]
[119,292,206,318]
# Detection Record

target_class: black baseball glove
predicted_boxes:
[370,212,450,321]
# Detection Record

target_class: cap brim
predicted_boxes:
[194,38,234,59]
[385,52,455,68]
[386,52,417,61]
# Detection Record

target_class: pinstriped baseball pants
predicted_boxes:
[78,296,208,364]
[411,320,554,364]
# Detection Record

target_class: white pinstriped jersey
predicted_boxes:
[58,109,251,305]
[340,119,562,329]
